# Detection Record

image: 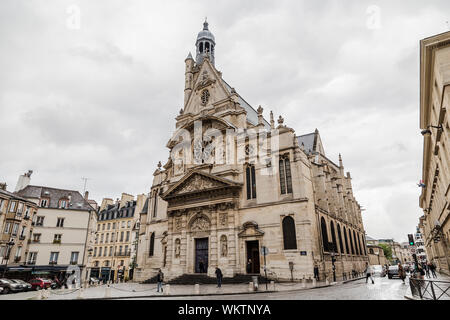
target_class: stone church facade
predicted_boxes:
[134,21,368,282]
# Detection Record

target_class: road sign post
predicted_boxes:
[262,246,268,290]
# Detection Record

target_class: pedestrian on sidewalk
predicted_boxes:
[215,267,223,288]
[247,259,252,274]
[313,261,319,281]
[430,261,437,278]
[398,263,406,284]
[156,269,164,293]
[364,262,374,284]
[425,262,431,278]
[416,264,425,280]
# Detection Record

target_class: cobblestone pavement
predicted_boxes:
[0,273,448,300]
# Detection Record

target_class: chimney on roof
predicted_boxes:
[84,191,89,200]
[0,183,6,191]
[14,170,33,192]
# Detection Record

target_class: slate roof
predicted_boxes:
[297,132,316,154]
[140,197,149,214]
[15,185,94,211]
[0,188,36,205]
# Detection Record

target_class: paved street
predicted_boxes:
[1,273,448,300]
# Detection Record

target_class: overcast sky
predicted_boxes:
[1,0,449,243]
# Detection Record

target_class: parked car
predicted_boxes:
[29,278,52,290]
[10,279,32,291]
[0,278,24,294]
[371,265,386,277]
[0,287,3,294]
[90,277,100,285]
[388,265,400,279]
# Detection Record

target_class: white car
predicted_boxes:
[371,265,386,277]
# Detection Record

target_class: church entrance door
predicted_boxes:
[246,240,260,274]
[195,238,209,273]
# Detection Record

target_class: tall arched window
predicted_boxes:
[349,229,355,255]
[362,236,367,255]
[356,233,363,256]
[353,230,360,255]
[149,232,155,257]
[152,189,158,218]
[282,216,297,250]
[246,164,257,200]
[343,227,350,254]
[320,217,329,252]
[337,224,344,254]
[279,155,292,194]
[330,221,338,253]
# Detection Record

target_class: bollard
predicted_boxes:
[104,285,111,298]
[325,276,330,286]
[36,289,43,300]
[77,288,84,299]
[248,282,254,292]
[194,284,200,295]
[270,281,275,291]
[312,278,317,287]
[44,288,50,299]
[164,284,170,295]
[302,275,306,288]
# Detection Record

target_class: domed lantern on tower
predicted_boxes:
[196,18,216,66]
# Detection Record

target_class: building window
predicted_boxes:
[120,231,124,242]
[56,218,65,228]
[353,231,360,255]
[17,202,24,215]
[99,247,102,257]
[246,164,257,200]
[102,224,105,231]
[320,217,329,252]
[369,248,374,254]
[27,252,37,265]
[3,222,11,234]
[107,223,111,230]
[59,199,68,209]
[9,201,17,212]
[126,231,130,242]
[330,221,338,253]
[152,190,158,218]
[149,232,155,257]
[33,233,41,243]
[12,223,19,236]
[279,155,293,195]
[349,229,355,255]
[127,221,131,228]
[343,227,350,254]
[361,236,367,256]
[111,232,115,242]
[53,234,62,244]
[337,225,344,254]
[49,252,59,264]
[14,246,22,260]
[36,216,45,226]
[93,247,97,257]
[70,252,79,264]
[40,199,49,208]
[282,216,297,250]
[112,222,116,229]
[20,226,26,238]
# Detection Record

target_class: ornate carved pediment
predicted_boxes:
[189,214,211,232]
[162,170,241,200]
[238,221,265,238]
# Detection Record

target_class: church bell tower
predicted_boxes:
[195,19,215,66]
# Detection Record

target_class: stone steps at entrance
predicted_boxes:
[142,273,265,285]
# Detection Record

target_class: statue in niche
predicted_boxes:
[220,235,227,257]
[175,238,181,258]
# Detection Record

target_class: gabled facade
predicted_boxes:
[135,21,368,282]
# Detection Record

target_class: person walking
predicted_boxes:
[365,262,374,284]
[398,263,406,284]
[313,261,320,281]
[215,267,223,288]
[246,259,252,274]
[425,262,431,278]
[417,264,425,280]
[156,269,164,293]
[430,261,437,278]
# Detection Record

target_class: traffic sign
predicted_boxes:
[261,246,269,256]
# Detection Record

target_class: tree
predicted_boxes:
[379,244,393,261]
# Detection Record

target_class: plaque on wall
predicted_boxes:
[300,251,307,256]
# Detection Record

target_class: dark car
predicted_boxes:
[0,278,24,294]
[388,266,400,279]
[29,278,52,290]
[11,279,32,291]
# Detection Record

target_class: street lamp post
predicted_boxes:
[84,248,93,288]
[2,241,15,278]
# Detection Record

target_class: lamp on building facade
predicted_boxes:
[421,124,443,136]
[2,240,15,277]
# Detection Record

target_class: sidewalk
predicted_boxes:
[23,277,365,300]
